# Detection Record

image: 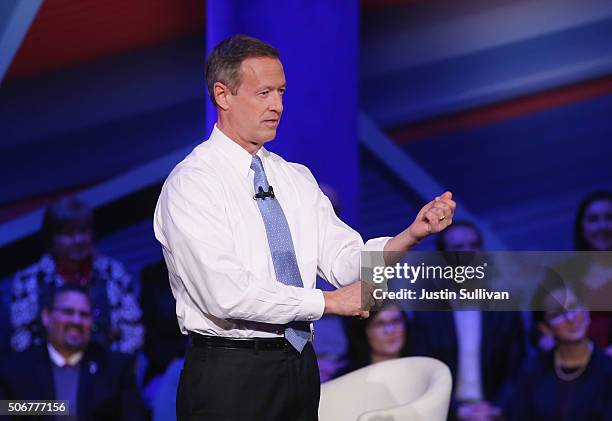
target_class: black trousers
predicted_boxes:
[176,340,320,421]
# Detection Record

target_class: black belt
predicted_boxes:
[191,334,294,351]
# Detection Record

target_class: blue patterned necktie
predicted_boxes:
[251,155,311,352]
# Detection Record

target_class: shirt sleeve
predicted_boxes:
[154,170,324,325]
[294,166,391,288]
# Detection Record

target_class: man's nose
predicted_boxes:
[269,91,283,113]
[68,312,86,324]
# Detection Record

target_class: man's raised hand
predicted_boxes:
[407,191,456,241]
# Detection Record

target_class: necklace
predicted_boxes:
[554,341,593,382]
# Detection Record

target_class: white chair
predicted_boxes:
[319,357,452,421]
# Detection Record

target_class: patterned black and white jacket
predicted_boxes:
[9,254,144,354]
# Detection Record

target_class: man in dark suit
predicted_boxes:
[410,221,525,421]
[0,284,146,421]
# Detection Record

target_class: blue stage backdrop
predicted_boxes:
[206,0,360,226]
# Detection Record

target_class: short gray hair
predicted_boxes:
[205,34,280,107]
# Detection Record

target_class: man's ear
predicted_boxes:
[41,308,50,328]
[214,82,231,111]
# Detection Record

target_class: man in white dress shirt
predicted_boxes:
[154,34,456,421]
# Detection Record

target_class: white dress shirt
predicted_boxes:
[48,343,83,367]
[154,125,390,338]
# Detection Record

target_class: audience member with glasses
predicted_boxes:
[333,301,410,378]
[507,278,612,421]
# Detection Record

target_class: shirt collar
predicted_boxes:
[209,124,268,178]
[47,343,84,367]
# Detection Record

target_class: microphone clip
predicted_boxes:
[254,185,275,200]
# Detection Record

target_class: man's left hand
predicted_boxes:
[383,191,457,264]
[408,191,456,241]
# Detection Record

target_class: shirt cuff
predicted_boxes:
[363,236,392,270]
[296,287,325,322]
[363,236,392,252]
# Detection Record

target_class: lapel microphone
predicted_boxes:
[254,185,275,200]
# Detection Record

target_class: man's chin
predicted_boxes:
[64,336,88,351]
[261,131,277,143]
[64,343,85,354]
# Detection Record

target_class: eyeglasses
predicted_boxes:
[52,307,93,320]
[546,305,587,326]
[368,318,404,333]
